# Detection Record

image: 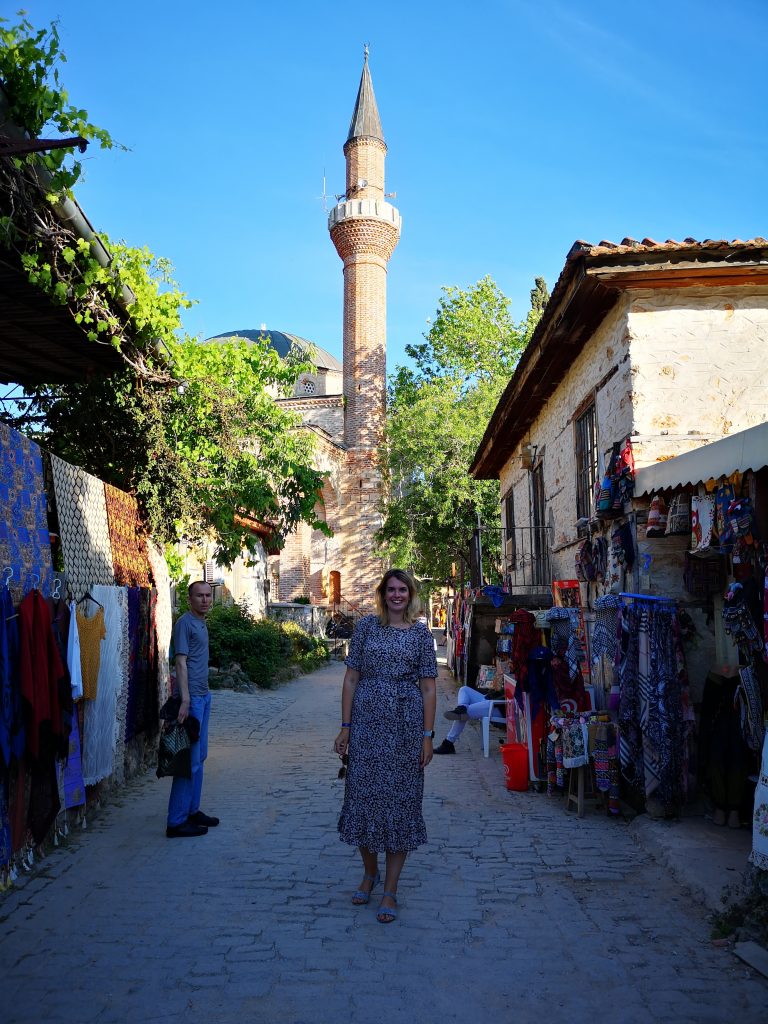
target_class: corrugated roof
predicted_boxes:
[346,52,384,146]
[207,329,342,372]
[470,236,768,479]
[634,421,768,495]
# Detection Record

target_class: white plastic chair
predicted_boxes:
[480,700,508,758]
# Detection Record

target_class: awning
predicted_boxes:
[634,421,768,496]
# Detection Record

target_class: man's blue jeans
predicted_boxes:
[167,692,212,826]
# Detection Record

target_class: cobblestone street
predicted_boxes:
[1,661,765,1023]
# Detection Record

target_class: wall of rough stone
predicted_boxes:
[498,295,633,583]
[497,283,768,585]
[628,284,768,467]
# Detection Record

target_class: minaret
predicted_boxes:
[329,48,401,608]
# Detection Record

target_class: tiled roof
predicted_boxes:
[470,235,768,479]
[566,236,768,259]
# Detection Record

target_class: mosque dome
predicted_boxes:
[207,328,342,373]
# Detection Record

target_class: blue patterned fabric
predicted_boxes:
[0,586,25,767]
[618,602,688,810]
[0,423,53,602]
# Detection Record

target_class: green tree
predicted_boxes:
[13,244,327,565]
[0,16,327,565]
[378,276,542,586]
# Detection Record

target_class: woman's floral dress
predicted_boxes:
[338,615,437,852]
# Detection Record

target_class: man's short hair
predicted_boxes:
[188,580,212,596]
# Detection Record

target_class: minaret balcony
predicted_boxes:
[328,199,402,234]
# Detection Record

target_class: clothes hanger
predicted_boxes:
[51,577,62,601]
[3,567,18,620]
[77,589,104,610]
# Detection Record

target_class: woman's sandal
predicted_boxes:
[351,872,380,905]
[376,893,398,923]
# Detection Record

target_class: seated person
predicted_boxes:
[433,684,506,754]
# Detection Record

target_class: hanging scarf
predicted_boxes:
[18,589,68,761]
[736,665,764,753]
[0,587,25,766]
[618,602,687,809]
[591,594,622,663]
[104,484,152,587]
[50,455,115,600]
[0,424,54,603]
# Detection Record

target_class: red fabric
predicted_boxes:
[509,610,537,689]
[18,590,66,760]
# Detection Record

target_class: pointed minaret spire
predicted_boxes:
[329,51,401,610]
[346,45,384,147]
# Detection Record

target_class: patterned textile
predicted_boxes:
[147,541,172,708]
[0,586,25,767]
[0,423,53,602]
[82,586,128,786]
[593,720,610,790]
[104,484,151,587]
[715,484,736,552]
[546,738,558,796]
[338,616,437,852]
[0,770,11,869]
[591,594,622,663]
[736,665,764,753]
[691,495,715,551]
[561,720,589,768]
[618,602,688,810]
[50,455,115,600]
[750,730,768,871]
[546,606,583,681]
[125,588,159,741]
[59,712,85,810]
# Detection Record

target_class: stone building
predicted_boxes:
[208,52,400,614]
[470,235,768,691]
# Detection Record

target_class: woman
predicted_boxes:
[334,569,437,923]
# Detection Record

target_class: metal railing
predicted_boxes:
[478,525,554,592]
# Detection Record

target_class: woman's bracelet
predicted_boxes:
[341,722,351,728]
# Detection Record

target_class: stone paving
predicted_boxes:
[0,660,766,1023]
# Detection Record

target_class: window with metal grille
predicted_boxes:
[502,488,516,563]
[302,378,316,395]
[575,403,598,520]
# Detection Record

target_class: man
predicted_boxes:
[433,684,506,755]
[166,580,219,838]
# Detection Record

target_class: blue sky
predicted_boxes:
[15,0,768,371]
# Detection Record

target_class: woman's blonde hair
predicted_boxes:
[374,569,421,626]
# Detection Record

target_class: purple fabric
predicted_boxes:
[61,712,85,809]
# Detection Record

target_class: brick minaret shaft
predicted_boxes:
[329,50,401,609]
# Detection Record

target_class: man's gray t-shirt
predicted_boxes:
[173,612,209,696]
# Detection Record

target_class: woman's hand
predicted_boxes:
[334,730,350,756]
[420,737,433,768]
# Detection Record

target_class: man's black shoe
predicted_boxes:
[166,822,208,838]
[433,739,456,755]
[443,706,468,722]
[189,810,219,828]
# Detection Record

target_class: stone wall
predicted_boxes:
[498,283,768,584]
[267,601,332,637]
[628,284,768,466]
[499,295,633,582]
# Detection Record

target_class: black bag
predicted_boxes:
[156,722,192,779]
